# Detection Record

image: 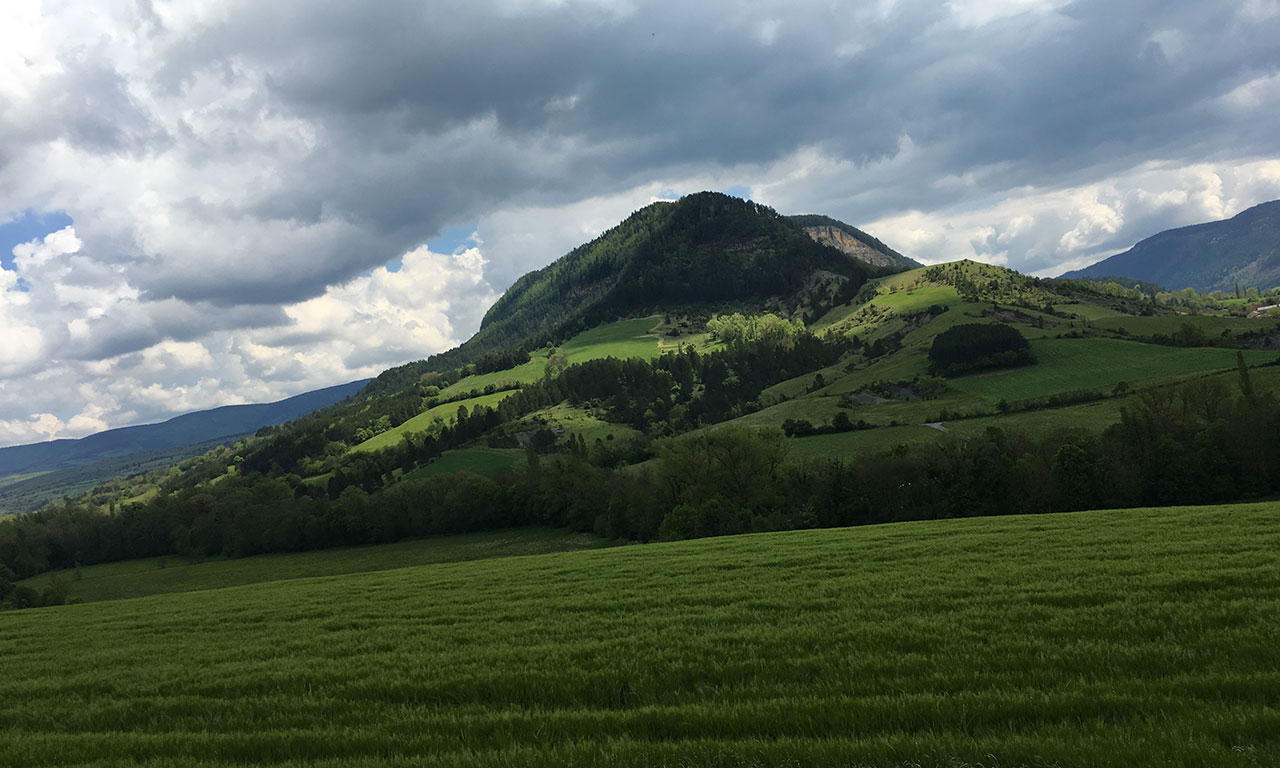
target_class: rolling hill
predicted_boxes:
[1061,199,1280,292]
[4,192,1280,602]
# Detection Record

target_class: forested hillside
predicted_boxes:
[6,194,1280,610]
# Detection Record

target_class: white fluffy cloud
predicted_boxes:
[0,0,1278,446]
[0,226,497,445]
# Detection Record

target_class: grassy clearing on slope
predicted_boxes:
[0,471,51,489]
[517,403,641,444]
[19,528,608,604]
[560,316,666,364]
[5,504,1280,767]
[950,337,1276,404]
[1053,302,1129,320]
[436,357,548,400]
[401,449,522,482]
[352,391,516,453]
[1092,314,1280,338]
[786,396,1133,460]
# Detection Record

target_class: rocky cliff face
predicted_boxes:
[801,224,909,269]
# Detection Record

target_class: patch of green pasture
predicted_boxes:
[943,397,1131,437]
[787,422,947,458]
[1054,302,1129,320]
[0,471,51,488]
[120,487,158,506]
[439,316,716,403]
[351,391,516,453]
[1092,313,1280,338]
[560,316,664,364]
[19,527,609,604]
[787,396,1132,460]
[402,449,522,482]
[521,403,641,444]
[823,348,932,394]
[950,337,1275,404]
[761,359,854,402]
[6,504,1280,765]
[714,394,847,430]
[437,356,549,399]
[873,283,961,313]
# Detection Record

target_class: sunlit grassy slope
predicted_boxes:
[4,503,1279,767]
[19,527,608,604]
[351,390,517,453]
[949,338,1276,404]
[401,448,523,482]
[353,317,710,454]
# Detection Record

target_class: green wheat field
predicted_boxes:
[3,502,1279,767]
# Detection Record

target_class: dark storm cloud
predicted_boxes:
[132,0,1280,298]
[64,302,288,362]
[3,0,1279,445]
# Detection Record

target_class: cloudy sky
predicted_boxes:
[2,0,1279,446]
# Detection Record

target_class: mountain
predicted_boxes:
[788,214,920,270]
[11,188,1280,595]
[0,379,368,479]
[1060,200,1280,292]
[365,192,889,394]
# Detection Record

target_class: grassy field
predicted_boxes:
[352,390,517,453]
[0,471,51,488]
[517,402,642,444]
[436,356,549,400]
[1092,313,1280,338]
[18,528,608,604]
[401,449,523,482]
[950,337,1276,404]
[1053,302,1129,321]
[5,503,1280,766]
[357,317,703,455]
[785,396,1133,460]
[560,316,665,364]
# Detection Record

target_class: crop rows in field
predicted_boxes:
[3,503,1279,767]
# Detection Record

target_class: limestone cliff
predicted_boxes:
[788,214,919,270]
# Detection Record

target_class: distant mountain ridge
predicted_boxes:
[1060,200,1280,292]
[788,214,920,270]
[0,379,368,478]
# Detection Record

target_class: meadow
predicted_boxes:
[355,317,704,454]
[949,337,1275,404]
[351,390,517,453]
[18,527,608,604]
[399,449,522,482]
[4,503,1279,767]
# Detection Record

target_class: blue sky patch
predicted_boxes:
[0,210,74,272]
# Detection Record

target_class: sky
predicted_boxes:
[1,0,1279,447]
